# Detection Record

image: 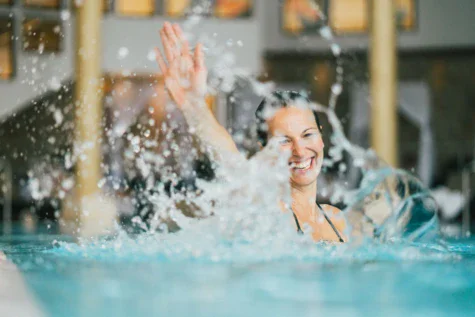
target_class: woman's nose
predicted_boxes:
[292,140,306,156]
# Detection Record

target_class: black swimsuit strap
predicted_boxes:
[291,203,344,242]
[316,203,345,243]
[292,212,304,234]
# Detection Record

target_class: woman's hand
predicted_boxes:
[153,22,240,159]
[154,22,207,107]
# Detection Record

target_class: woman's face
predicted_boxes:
[267,106,324,187]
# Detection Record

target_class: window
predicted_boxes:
[282,0,327,34]
[0,17,13,79]
[71,0,114,13]
[22,18,62,53]
[396,0,416,30]
[164,0,192,17]
[282,0,416,35]
[214,0,252,18]
[116,0,155,16]
[329,0,368,33]
[329,0,416,34]
[23,0,61,9]
[164,0,213,17]
[103,0,112,12]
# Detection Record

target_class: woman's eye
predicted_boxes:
[279,138,290,144]
[303,133,316,138]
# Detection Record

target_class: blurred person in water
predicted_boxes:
[104,79,146,193]
[131,80,215,228]
[102,77,215,229]
[153,22,346,242]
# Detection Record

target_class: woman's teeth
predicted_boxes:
[290,158,312,170]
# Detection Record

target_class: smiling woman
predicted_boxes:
[256,92,325,190]
[154,22,346,242]
[255,91,346,242]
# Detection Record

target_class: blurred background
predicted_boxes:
[0,0,473,236]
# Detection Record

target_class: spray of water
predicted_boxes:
[20,1,443,263]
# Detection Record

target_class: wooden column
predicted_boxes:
[370,0,398,166]
[73,0,115,237]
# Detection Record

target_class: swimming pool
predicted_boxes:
[1,227,474,317]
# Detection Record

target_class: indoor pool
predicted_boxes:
[1,227,474,317]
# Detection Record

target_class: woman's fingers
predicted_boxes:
[160,23,187,65]
[192,43,207,96]
[172,23,187,46]
[154,47,168,75]
[180,40,193,75]
[166,59,186,106]
[172,23,188,59]
[193,43,205,71]
[160,29,176,62]
[164,22,179,46]
[158,22,208,101]
[172,23,183,39]
[164,22,181,57]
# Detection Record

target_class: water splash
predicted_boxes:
[19,1,441,262]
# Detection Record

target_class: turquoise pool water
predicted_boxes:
[1,229,474,317]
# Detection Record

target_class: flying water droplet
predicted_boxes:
[331,83,342,96]
[147,50,156,61]
[319,26,333,40]
[49,77,62,91]
[117,47,129,60]
[331,43,341,56]
[60,10,71,21]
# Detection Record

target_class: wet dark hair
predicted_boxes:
[255,90,322,146]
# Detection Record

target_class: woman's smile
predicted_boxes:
[289,156,315,173]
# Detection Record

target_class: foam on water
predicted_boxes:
[43,146,444,264]
[47,233,457,265]
[46,144,444,263]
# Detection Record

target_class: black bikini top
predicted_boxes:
[292,202,345,243]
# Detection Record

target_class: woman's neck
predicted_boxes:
[290,182,317,216]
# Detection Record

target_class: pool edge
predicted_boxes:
[0,251,45,317]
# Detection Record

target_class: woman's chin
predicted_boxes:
[290,171,318,187]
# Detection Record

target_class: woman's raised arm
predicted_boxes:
[154,22,240,160]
